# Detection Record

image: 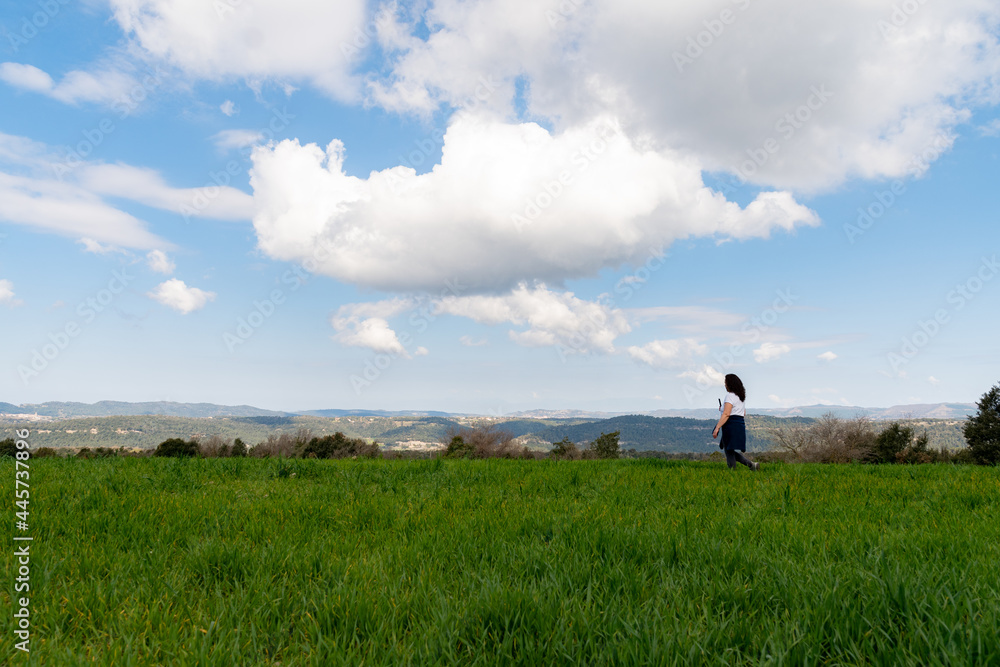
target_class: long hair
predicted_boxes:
[725,374,746,403]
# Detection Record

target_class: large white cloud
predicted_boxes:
[368,0,1000,191]
[250,112,818,292]
[109,0,368,99]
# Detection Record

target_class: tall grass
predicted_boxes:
[1,458,998,665]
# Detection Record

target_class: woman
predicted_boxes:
[712,374,759,471]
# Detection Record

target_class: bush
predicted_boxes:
[154,438,199,458]
[301,432,380,459]
[549,437,580,460]
[250,429,311,458]
[444,435,475,459]
[32,447,60,458]
[439,424,518,459]
[588,431,621,460]
[0,438,18,458]
[869,422,915,464]
[231,438,248,457]
[767,414,876,463]
[964,383,1000,465]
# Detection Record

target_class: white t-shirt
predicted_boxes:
[722,391,746,417]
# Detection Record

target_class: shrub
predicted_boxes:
[0,438,18,458]
[250,432,300,458]
[444,435,475,459]
[231,438,248,457]
[964,383,1000,465]
[588,431,621,460]
[549,437,580,460]
[301,432,380,459]
[440,424,518,459]
[32,447,60,458]
[154,438,199,458]
[869,422,915,464]
[198,435,231,458]
[767,414,875,463]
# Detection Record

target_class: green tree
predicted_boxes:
[588,431,621,460]
[154,438,199,458]
[870,422,913,464]
[0,438,17,458]
[231,438,247,457]
[964,383,1000,465]
[444,435,474,459]
[549,437,578,459]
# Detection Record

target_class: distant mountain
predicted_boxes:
[300,408,456,418]
[0,401,288,419]
[650,403,976,420]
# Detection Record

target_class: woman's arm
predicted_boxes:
[713,402,733,438]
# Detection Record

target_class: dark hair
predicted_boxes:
[724,374,746,403]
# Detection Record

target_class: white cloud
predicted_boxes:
[928,376,940,385]
[460,335,488,347]
[220,100,237,116]
[679,364,725,388]
[978,119,1000,137]
[146,249,175,274]
[148,279,215,314]
[0,279,22,307]
[437,284,631,354]
[0,62,137,106]
[334,317,411,357]
[818,351,838,362]
[250,113,817,292]
[77,163,253,221]
[212,129,265,151]
[0,131,254,249]
[627,338,708,369]
[0,170,167,250]
[365,0,1000,191]
[331,298,418,357]
[753,342,792,363]
[78,238,126,255]
[109,0,368,100]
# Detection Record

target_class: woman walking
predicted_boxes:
[713,374,759,471]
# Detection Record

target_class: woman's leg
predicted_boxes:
[724,449,737,469]
[731,450,754,469]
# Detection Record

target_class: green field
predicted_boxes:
[3,458,999,665]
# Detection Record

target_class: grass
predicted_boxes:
[2,457,998,665]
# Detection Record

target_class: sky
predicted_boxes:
[1,0,999,415]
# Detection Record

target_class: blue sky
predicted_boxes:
[1,0,998,414]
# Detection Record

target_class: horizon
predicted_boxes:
[1,1,998,413]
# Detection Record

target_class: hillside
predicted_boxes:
[0,401,287,419]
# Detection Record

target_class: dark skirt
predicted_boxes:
[720,415,746,452]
